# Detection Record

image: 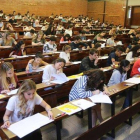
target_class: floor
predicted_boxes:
[41,87,140,140]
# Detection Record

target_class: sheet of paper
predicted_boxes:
[0,94,6,99]
[71,61,81,65]
[7,89,18,95]
[8,113,53,138]
[16,56,28,58]
[89,92,112,104]
[98,56,108,60]
[71,99,96,110]
[125,77,140,84]
[50,73,69,84]
[103,68,110,72]
[101,43,105,48]
[57,103,82,115]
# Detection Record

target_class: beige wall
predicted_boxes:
[128,0,140,6]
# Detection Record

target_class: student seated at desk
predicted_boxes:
[125,43,136,53]
[108,60,132,109]
[41,23,49,31]
[126,45,140,61]
[109,26,117,35]
[64,25,73,37]
[79,48,98,73]
[43,36,57,53]
[9,15,17,24]
[132,32,140,44]
[106,35,116,47]
[0,19,3,27]
[26,52,48,71]
[42,58,66,83]
[131,59,140,77]
[69,69,109,127]
[23,23,35,31]
[1,79,53,140]
[24,29,36,38]
[1,32,17,46]
[44,25,55,36]
[56,23,64,34]
[1,22,13,31]
[79,31,87,41]
[106,46,124,66]
[32,31,45,45]
[9,40,26,58]
[91,34,102,48]
[59,45,71,64]
[70,36,89,50]
[83,27,91,34]
[0,62,19,94]
[60,34,71,43]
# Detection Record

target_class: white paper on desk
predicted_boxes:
[16,55,28,58]
[103,69,109,72]
[101,43,105,48]
[98,56,108,60]
[72,61,81,64]
[8,113,53,138]
[32,67,45,72]
[7,89,18,95]
[125,77,140,84]
[50,73,69,84]
[71,99,96,110]
[89,92,112,104]
[116,41,123,45]
[26,54,35,57]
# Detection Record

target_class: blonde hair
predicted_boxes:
[62,45,71,51]
[17,79,36,115]
[0,62,16,90]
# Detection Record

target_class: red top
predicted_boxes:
[130,59,140,77]
[13,50,22,56]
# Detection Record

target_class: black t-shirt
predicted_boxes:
[79,56,98,73]
[106,52,118,66]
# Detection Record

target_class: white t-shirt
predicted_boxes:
[6,94,43,123]
[42,64,57,83]
[107,38,115,46]
[126,51,133,61]
[24,32,32,37]
[64,30,72,36]
[59,52,70,62]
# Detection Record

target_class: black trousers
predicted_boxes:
[16,129,42,140]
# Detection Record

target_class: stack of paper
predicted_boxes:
[125,77,140,84]
[8,113,53,138]
[7,89,18,95]
[50,73,69,84]
[72,61,81,65]
[71,99,96,110]
[89,92,112,104]
[57,103,82,115]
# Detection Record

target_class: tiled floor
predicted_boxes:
[41,88,140,140]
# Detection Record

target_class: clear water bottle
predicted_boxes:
[29,63,32,73]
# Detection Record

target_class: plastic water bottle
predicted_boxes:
[29,63,32,73]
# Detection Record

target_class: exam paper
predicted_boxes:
[98,56,108,60]
[57,103,82,115]
[125,77,140,84]
[71,99,96,110]
[89,92,112,104]
[8,113,53,138]
[7,89,18,95]
[71,61,81,65]
[50,73,69,84]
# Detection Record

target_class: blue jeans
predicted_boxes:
[122,89,133,109]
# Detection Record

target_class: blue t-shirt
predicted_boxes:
[106,52,118,66]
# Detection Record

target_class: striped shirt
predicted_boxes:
[69,75,93,101]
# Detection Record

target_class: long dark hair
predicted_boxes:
[13,40,25,52]
[63,34,71,41]
[83,69,104,91]
[129,44,140,57]
[117,60,130,74]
